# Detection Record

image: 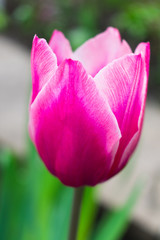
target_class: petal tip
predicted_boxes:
[135,41,150,54]
[50,29,65,43]
[32,34,39,44]
[65,58,81,66]
[106,26,121,38]
[52,29,61,37]
[32,34,47,47]
[63,59,82,73]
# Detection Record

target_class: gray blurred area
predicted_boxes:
[0,35,30,153]
[0,0,5,8]
[0,35,160,237]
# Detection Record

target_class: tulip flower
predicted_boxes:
[29,27,150,187]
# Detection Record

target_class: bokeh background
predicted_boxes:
[0,0,160,240]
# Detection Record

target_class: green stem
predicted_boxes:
[68,187,84,240]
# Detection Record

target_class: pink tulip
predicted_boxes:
[29,27,150,187]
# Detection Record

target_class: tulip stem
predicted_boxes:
[68,187,84,240]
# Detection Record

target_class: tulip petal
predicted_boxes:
[115,39,132,58]
[95,54,142,130]
[115,42,150,172]
[73,27,132,77]
[73,27,122,76]
[49,30,72,65]
[95,53,146,177]
[29,59,121,187]
[31,35,57,103]
[135,42,150,77]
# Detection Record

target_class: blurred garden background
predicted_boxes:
[0,0,160,239]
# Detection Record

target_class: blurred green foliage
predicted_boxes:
[113,3,160,40]
[2,0,160,42]
[0,9,9,30]
[1,0,160,90]
[0,141,141,240]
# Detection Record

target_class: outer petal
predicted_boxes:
[94,54,142,130]
[49,30,72,65]
[29,59,121,187]
[115,42,150,172]
[94,53,145,177]
[135,42,150,77]
[31,35,57,103]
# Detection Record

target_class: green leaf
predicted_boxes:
[0,150,27,240]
